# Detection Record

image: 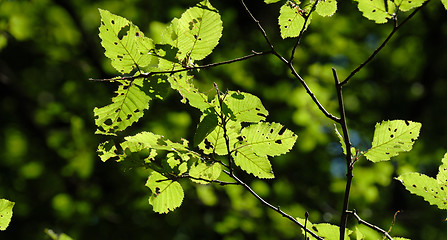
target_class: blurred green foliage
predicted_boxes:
[0,0,446,239]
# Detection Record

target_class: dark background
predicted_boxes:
[1,0,447,239]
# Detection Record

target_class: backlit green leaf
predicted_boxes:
[169,0,223,61]
[146,172,184,213]
[354,0,395,24]
[297,217,352,240]
[365,120,421,162]
[394,0,427,11]
[198,120,242,155]
[0,199,14,231]
[239,122,297,157]
[265,0,281,3]
[220,91,269,123]
[397,153,447,210]
[279,2,310,38]
[99,9,156,74]
[168,73,214,111]
[93,79,151,135]
[232,146,274,179]
[189,160,222,184]
[316,0,337,17]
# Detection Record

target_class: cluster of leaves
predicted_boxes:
[92,0,447,239]
[95,1,297,214]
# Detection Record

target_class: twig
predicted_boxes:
[333,68,354,240]
[289,0,319,62]
[347,210,394,240]
[287,65,341,122]
[223,170,324,240]
[239,0,275,51]
[383,210,400,240]
[89,51,270,82]
[340,0,430,86]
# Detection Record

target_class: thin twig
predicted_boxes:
[223,170,324,240]
[288,65,340,122]
[240,0,275,50]
[347,210,394,240]
[89,51,270,82]
[289,0,319,62]
[333,68,354,240]
[340,0,430,86]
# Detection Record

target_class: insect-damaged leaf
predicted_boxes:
[397,153,447,210]
[146,172,184,214]
[365,120,421,162]
[99,9,157,74]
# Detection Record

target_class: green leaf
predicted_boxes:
[45,229,74,240]
[97,140,118,162]
[220,91,269,123]
[265,0,282,3]
[146,172,184,213]
[167,0,223,61]
[98,9,156,74]
[394,0,426,11]
[316,0,337,17]
[168,73,214,111]
[198,120,242,155]
[93,79,151,135]
[278,1,310,39]
[0,199,14,231]
[354,0,395,24]
[297,217,352,240]
[442,0,447,10]
[239,122,298,157]
[189,160,222,184]
[232,146,274,179]
[397,153,447,210]
[364,120,421,162]
[122,131,192,153]
[334,124,347,155]
[194,112,218,147]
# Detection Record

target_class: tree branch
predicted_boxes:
[89,50,270,82]
[340,1,430,86]
[223,170,324,240]
[347,210,394,240]
[333,68,355,240]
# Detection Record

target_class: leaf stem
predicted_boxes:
[223,170,324,240]
[340,1,430,86]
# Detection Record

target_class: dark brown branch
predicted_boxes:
[240,0,275,51]
[347,210,394,240]
[89,50,270,82]
[333,68,354,240]
[223,170,324,240]
[287,65,340,122]
[340,0,430,86]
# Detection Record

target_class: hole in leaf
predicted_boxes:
[275,140,282,144]
[204,138,212,150]
[278,126,286,135]
[111,20,115,25]
[104,119,113,126]
[155,187,161,195]
[126,114,132,120]
[117,24,130,40]
[257,113,267,118]
[390,134,394,138]
[405,120,410,126]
